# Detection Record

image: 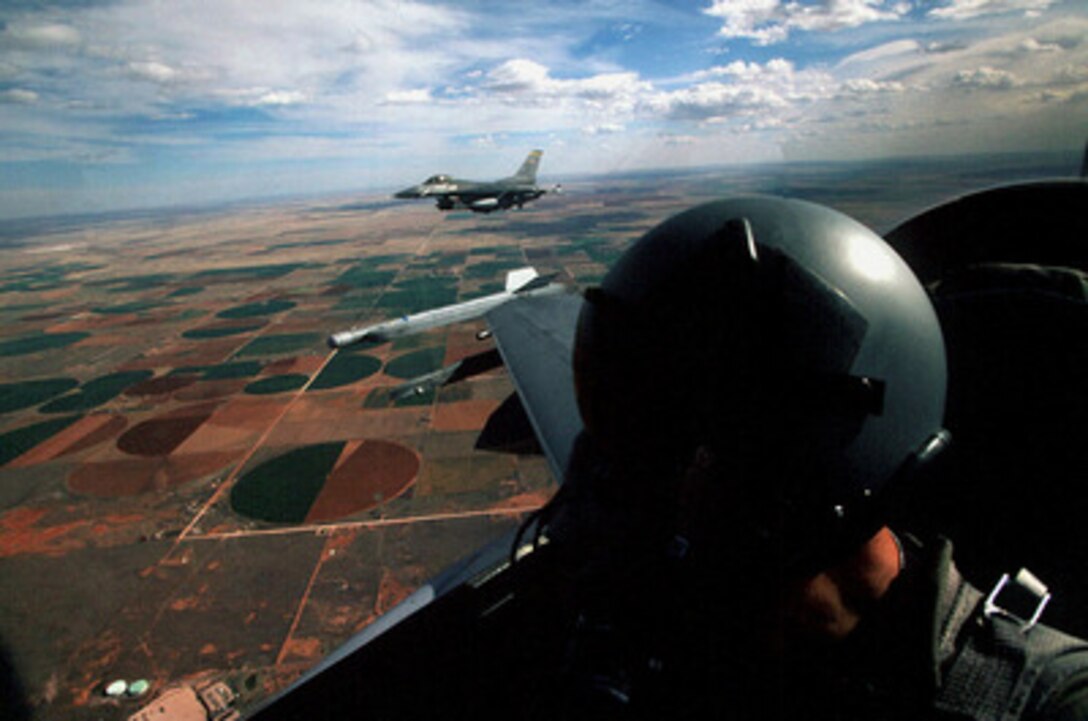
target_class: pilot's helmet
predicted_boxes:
[573,196,948,575]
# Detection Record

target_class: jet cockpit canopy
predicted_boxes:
[424,174,452,184]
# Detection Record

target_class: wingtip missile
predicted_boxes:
[328,327,381,349]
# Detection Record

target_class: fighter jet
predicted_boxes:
[393,150,556,213]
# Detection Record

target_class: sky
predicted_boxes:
[0,0,1085,219]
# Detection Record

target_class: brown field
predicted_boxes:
[1,192,630,720]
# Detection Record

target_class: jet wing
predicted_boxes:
[485,290,584,481]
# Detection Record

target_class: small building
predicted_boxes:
[128,681,237,721]
[127,686,205,721]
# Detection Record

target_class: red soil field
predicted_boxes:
[206,396,292,431]
[123,375,198,397]
[117,413,213,457]
[118,339,239,371]
[304,440,420,522]
[68,450,243,497]
[68,458,164,497]
[174,378,248,402]
[432,399,502,432]
[6,414,128,468]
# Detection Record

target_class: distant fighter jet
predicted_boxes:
[394,150,556,213]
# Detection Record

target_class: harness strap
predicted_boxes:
[934,567,1084,720]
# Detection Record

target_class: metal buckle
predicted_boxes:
[983,568,1051,633]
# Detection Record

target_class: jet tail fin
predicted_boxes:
[512,150,543,183]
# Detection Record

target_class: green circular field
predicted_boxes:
[231,443,344,523]
[245,374,308,395]
[384,346,446,379]
[168,286,204,298]
[217,299,297,319]
[309,354,381,390]
[233,333,322,358]
[182,322,264,340]
[230,440,418,524]
[0,378,79,413]
[0,332,90,357]
[0,415,83,466]
[40,370,154,413]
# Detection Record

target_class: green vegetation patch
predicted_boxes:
[333,292,381,312]
[0,332,90,357]
[336,265,397,290]
[0,378,80,413]
[193,263,313,282]
[233,333,322,358]
[168,286,204,298]
[40,370,154,413]
[415,251,466,269]
[182,321,264,340]
[458,282,504,301]
[358,253,412,268]
[105,274,176,293]
[384,346,446,380]
[309,353,382,391]
[230,442,345,523]
[217,299,297,319]
[463,260,525,280]
[1,279,67,293]
[200,361,263,380]
[0,415,83,466]
[375,276,459,314]
[268,238,349,251]
[0,262,102,293]
[244,374,308,395]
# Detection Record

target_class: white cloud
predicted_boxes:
[0,88,39,104]
[928,0,1057,20]
[1018,38,1063,54]
[254,90,308,106]
[1,22,81,48]
[650,58,832,121]
[480,58,649,113]
[382,88,432,105]
[704,0,908,45]
[126,61,181,84]
[583,122,626,135]
[838,39,921,67]
[837,78,907,96]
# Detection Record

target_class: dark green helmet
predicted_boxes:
[573,196,949,574]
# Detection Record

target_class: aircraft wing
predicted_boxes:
[485,290,584,481]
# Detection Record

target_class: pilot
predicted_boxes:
[547,196,1088,720]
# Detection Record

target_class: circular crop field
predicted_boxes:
[244,374,308,395]
[123,375,197,397]
[116,403,217,457]
[40,370,154,414]
[383,346,446,380]
[308,354,381,391]
[0,378,79,413]
[0,332,90,357]
[233,333,322,358]
[230,440,418,524]
[182,321,265,340]
[217,299,296,319]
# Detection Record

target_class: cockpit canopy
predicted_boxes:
[424,174,452,185]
